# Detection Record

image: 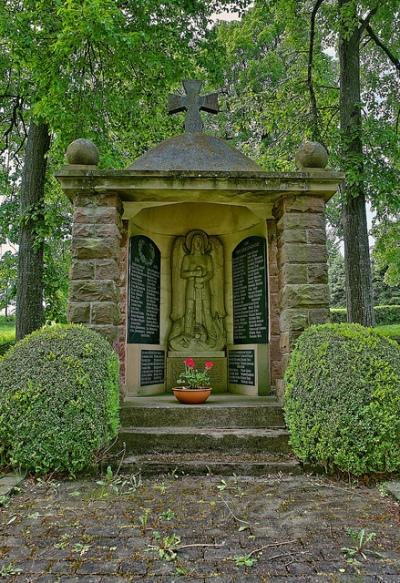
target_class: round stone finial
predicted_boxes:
[66,138,99,166]
[295,141,328,169]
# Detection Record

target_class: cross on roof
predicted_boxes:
[168,80,219,133]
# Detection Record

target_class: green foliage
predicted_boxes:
[0,324,119,474]
[342,528,381,562]
[373,220,400,288]
[375,324,400,341]
[176,359,213,389]
[234,554,257,567]
[0,316,15,354]
[331,305,400,325]
[327,234,346,308]
[0,251,17,316]
[372,259,400,307]
[284,324,400,476]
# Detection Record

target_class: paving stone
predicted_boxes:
[0,474,399,582]
[76,560,119,575]
[385,480,400,502]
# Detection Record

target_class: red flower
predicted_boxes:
[205,361,214,370]
[184,357,195,368]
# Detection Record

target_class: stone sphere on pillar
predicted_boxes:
[295,141,328,170]
[66,138,99,166]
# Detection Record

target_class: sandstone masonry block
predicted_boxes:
[280,244,327,264]
[282,195,325,214]
[307,226,327,245]
[270,315,280,335]
[269,338,282,361]
[70,280,118,303]
[70,260,95,280]
[74,207,119,225]
[277,212,325,231]
[91,302,119,325]
[269,276,279,294]
[278,229,307,244]
[95,259,120,281]
[280,309,309,332]
[75,194,122,208]
[307,263,328,284]
[280,264,308,284]
[281,284,329,308]
[279,332,290,352]
[87,324,118,342]
[73,223,121,239]
[73,237,119,260]
[68,302,90,323]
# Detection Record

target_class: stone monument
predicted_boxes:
[56,80,343,401]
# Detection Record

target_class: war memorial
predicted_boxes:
[57,80,343,402]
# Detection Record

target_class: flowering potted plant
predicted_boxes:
[172,358,214,404]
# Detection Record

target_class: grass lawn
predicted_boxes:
[0,316,16,345]
[375,324,400,339]
[0,318,398,346]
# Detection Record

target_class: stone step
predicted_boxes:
[118,452,301,477]
[121,395,285,428]
[116,426,290,454]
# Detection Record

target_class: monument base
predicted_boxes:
[167,352,227,393]
[126,344,166,396]
[228,344,270,396]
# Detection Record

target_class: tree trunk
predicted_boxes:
[16,121,51,340]
[339,0,375,326]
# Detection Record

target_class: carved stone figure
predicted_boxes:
[169,230,226,352]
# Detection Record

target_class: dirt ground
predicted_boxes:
[0,471,399,582]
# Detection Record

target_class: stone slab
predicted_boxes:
[125,344,166,396]
[228,344,270,396]
[385,481,400,502]
[0,472,24,498]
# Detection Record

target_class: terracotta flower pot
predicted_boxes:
[172,387,212,404]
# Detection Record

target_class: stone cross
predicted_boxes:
[168,80,219,133]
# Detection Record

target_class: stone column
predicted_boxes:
[69,193,123,344]
[267,220,282,390]
[274,195,330,399]
[116,219,129,389]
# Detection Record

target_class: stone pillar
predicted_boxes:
[274,195,330,399]
[267,220,282,390]
[116,220,129,390]
[69,193,123,344]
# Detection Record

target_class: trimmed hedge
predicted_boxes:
[330,305,400,325]
[284,323,400,476]
[0,324,120,474]
[0,341,15,356]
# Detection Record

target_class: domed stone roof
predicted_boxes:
[128,133,263,173]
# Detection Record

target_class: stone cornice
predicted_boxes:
[56,165,344,204]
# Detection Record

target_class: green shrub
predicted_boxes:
[0,341,15,356]
[375,305,400,325]
[0,324,120,474]
[330,305,400,325]
[0,316,16,347]
[284,324,400,476]
[329,307,347,323]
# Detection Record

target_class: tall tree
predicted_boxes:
[15,122,50,339]
[1,0,244,338]
[338,1,375,325]
[206,0,400,323]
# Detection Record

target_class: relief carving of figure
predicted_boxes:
[168,230,226,352]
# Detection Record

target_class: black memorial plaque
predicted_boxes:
[232,236,268,344]
[140,350,165,386]
[128,235,161,344]
[229,350,255,385]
